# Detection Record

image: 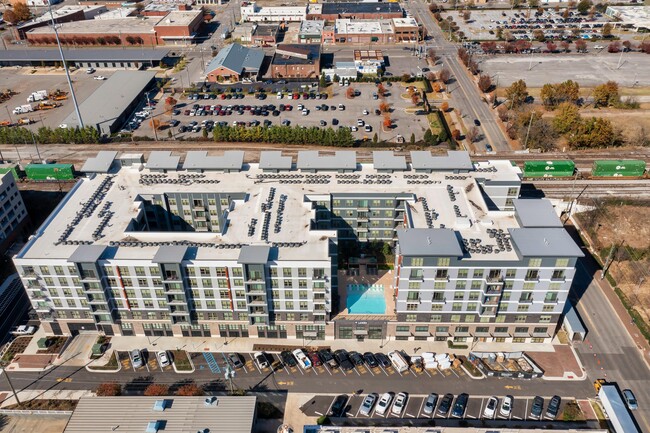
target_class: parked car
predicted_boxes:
[334,349,353,371]
[545,395,561,419]
[281,350,297,367]
[438,393,453,416]
[364,125,372,132]
[254,352,269,369]
[320,120,327,126]
[483,396,498,418]
[349,351,364,366]
[500,395,513,417]
[228,353,244,369]
[363,352,378,368]
[530,396,544,419]
[451,393,469,418]
[318,349,338,369]
[329,394,348,417]
[391,392,408,416]
[130,349,143,368]
[375,352,391,368]
[485,144,493,152]
[12,325,35,335]
[94,75,106,80]
[474,119,481,126]
[157,351,170,368]
[86,67,95,74]
[375,392,393,416]
[623,389,638,410]
[308,351,322,367]
[292,349,312,369]
[359,393,377,416]
[423,393,438,415]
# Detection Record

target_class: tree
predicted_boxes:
[552,102,582,134]
[477,74,492,93]
[540,80,580,109]
[528,0,539,7]
[607,41,621,53]
[441,101,449,112]
[346,87,355,98]
[176,384,204,396]
[569,116,621,148]
[532,29,545,42]
[372,133,378,144]
[13,3,31,21]
[427,48,437,61]
[3,10,17,24]
[425,72,436,82]
[423,129,435,145]
[505,79,529,108]
[164,97,177,114]
[577,0,591,15]
[592,81,620,108]
[144,384,170,396]
[513,109,557,150]
[546,41,557,53]
[96,383,122,396]
[319,72,327,88]
[575,39,587,52]
[383,114,392,129]
[481,41,497,54]
[629,126,650,147]
[451,129,461,140]
[377,83,386,96]
[561,41,570,52]
[150,118,162,130]
[411,92,420,105]
[438,129,449,143]
[602,22,613,37]
[495,28,503,40]
[641,42,650,54]
[466,126,480,142]
[439,68,451,84]
[463,10,471,22]
[410,133,416,145]
[126,36,136,45]
[622,40,633,52]
[379,102,390,113]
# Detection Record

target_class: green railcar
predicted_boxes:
[523,160,575,178]
[0,164,20,181]
[591,160,646,177]
[25,163,74,181]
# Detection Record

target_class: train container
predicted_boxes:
[523,160,575,178]
[591,160,646,177]
[24,163,74,181]
[0,164,19,181]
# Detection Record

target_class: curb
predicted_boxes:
[172,351,195,374]
[85,351,121,374]
[460,363,485,380]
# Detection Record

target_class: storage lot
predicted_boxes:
[0,67,110,129]
[137,83,431,142]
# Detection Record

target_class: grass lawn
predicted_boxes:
[427,112,443,135]
[171,350,193,371]
[88,351,119,371]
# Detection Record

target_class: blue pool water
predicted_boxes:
[346,284,386,314]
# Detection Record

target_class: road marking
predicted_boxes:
[353,367,361,376]
[56,378,72,382]
[249,353,262,374]
[422,368,432,378]
[418,396,426,417]
[276,381,293,386]
[525,399,529,420]
[406,413,415,418]
[324,396,336,417]
[378,365,389,376]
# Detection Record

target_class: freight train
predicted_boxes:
[0,163,75,181]
[521,160,648,179]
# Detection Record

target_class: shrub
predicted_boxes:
[96,383,122,396]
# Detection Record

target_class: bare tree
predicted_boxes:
[466,126,480,142]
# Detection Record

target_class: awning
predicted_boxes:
[474,330,491,336]
[303,331,318,337]
[493,331,511,337]
[435,331,450,337]
[353,329,368,335]
[532,331,549,338]
[455,331,471,337]
[414,330,430,337]
[514,331,530,337]
[395,330,411,337]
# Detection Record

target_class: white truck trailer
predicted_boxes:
[599,384,640,433]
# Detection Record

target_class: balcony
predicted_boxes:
[249,309,268,316]
[21,270,37,278]
[163,274,181,282]
[313,285,327,293]
[543,298,558,304]
[524,275,539,282]
[313,314,327,324]
[35,302,52,312]
[170,308,189,315]
[550,276,566,282]
[479,307,497,317]
[248,299,267,306]
[431,297,446,304]
[409,274,424,282]
[164,286,184,294]
[167,297,186,305]
[81,272,99,281]
[482,298,499,306]
[484,287,502,295]
[519,298,534,304]
[87,296,106,305]
[486,276,504,284]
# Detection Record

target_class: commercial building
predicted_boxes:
[330,18,419,44]
[0,48,171,69]
[299,20,325,43]
[251,23,280,46]
[605,6,650,31]
[63,396,257,433]
[240,2,307,22]
[206,43,264,83]
[25,9,203,46]
[14,150,580,344]
[61,71,157,136]
[15,5,107,39]
[307,2,404,20]
[94,7,137,20]
[354,49,384,74]
[271,44,321,79]
[304,427,607,433]
[0,275,31,344]
[0,171,28,252]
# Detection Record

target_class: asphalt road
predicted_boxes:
[410,0,511,153]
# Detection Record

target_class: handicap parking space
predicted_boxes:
[118,351,131,371]
[147,355,160,372]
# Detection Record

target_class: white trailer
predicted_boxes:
[13,104,33,114]
[27,90,48,103]
[599,384,640,433]
[388,350,408,373]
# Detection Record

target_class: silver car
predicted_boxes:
[423,393,438,415]
[359,393,377,416]
[130,349,143,368]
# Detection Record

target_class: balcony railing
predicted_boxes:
[550,276,566,282]
[524,276,539,282]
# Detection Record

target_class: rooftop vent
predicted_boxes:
[145,420,165,433]
[204,396,218,406]
[152,399,170,411]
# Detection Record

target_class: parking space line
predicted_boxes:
[418,397,426,417]
[324,396,337,418]
[450,367,460,378]
[366,366,374,376]
[352,367,361,376]
[249,353,262,374]
[525,399,529,420]
[378,365,389,376]
[421,368,432,378]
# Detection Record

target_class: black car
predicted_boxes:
[363,352,378,368]
[474,119,481,126]
[319,349,338,369]
[281,350,297,367]
[451,393,469,418]
[530,396,544,419]
[545,395,561,419]
[437,393,454,416]
[349,351,364,366]
[329,394,348,417]
[375,352,391,368]
[228,353,244,369]
[334,349,354,371]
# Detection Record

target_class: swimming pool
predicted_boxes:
[346,284,386,315]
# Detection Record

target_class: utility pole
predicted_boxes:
[0,364,20,405]
[224,364,235,395]
[523,111,534,150]
[601,242,620,281]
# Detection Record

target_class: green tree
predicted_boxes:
[495,28,503,40]
[540,80,580,109]
[423,129,434,145]
[438,129,448,143]
[505,79,529,107]
[319,72,327,88]
[552,102,582,135]
[577,0,591,15]
[410,133,416,145]
[372,133,378,144]
[592,81,620,108]
[569,117,621,148]
[602,23,613,37]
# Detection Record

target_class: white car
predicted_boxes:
[375,392,393,416]
[362,109,369,115]
[58,123,68,129]
[484,396,498,419]
[292,349,312,369]
[94,75,106,80]
[350,126,358,132]
[500,395,513,417]
[594,44,604,49]
[157,351,170,368]
[86,67,95,74]
[391,392,408,416]
[12,325,35,335]
[254,352,270,369]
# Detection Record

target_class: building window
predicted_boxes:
[452,303,462,311]
[454,292,464,300]
[457,269,468,278]
[405,314,417,322]
[540,315,552,323]
[513,337,526,343]
[517,304,530,312]
[437,258,450,267]
[450,315,461,322]
[528,258,542,267]
[430,314,442,322]
[555,258,569,267]
[411,258,423,267]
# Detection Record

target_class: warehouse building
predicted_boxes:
[15,5,107,39]
[62,71,157,137]
[63,396,257,433]
[14,150,580,344]
[0,48,171,69]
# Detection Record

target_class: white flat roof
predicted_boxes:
[335,19,393,35]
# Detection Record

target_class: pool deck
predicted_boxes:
[335,268,396,319]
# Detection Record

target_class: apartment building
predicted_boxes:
[0,171,28,252]
[14,150,580,344]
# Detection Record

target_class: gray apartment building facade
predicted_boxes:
[13,150,580,344]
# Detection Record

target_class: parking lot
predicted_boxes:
[302,392,574,422]
[442,8,611,41]
[117,350,174,373]
[137,82,431,143]
[0,66,110,129]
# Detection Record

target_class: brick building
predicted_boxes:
[206,43,264,83]
[307,2,403,21]
[271,44,321,79]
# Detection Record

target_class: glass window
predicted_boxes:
[555,258,569,267]
[528,258,542,267]
[405,314,417,322]
[437,257,450,267]
[411,258,424,267]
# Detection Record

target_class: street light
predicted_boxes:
[224,364,236,395]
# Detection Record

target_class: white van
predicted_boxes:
[292,349,312,369]
[388,351,408,373]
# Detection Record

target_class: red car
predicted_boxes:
[308,351,322,367]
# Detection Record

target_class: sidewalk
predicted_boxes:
[0,389,93,409]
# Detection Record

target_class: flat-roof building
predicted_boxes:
[240,2,306,22]
[63,396,257,433]
[605,5,650,31]
[271,44,321,79]
[299,20,325,43]
[332,18,418,44]
[0,48,171,69]
[15,150,580,344]
[15,5,107,39]
[62,71,157,136]
[308,2,404,20]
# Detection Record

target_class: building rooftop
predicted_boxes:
[336,19,393,35]
[182,151,244,171]
[259,151,292,171]
[373,151,406,171]
[62,71,157,133]
[81,151,118,174]
[304,426,607,433]
[62,396,257,433]
[272,44,321,66]
[353,49,384,61]
[206,43,264,75]
[397,228,464,257]
[393,17,419,27]
[0,48,170,62]
[28,17,158,35]
[95,7,136,19]
[254,23,279,37]
[155,9,203,27]
[18,5,106,28]
[16,151,547,266]
[300,19,324,35]
[319,2,402,15]
[512,198,562,228]
[411,150,473,172]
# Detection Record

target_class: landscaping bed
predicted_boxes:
[6,399,78,411]
[171,350,192,371]
[36,336,68,354]
[457,355,483,378]
[1,336,32,363]
[88,351,119,371]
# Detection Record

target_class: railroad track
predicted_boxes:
[526,180,650,199]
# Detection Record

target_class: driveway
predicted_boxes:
[55,333,98,367]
